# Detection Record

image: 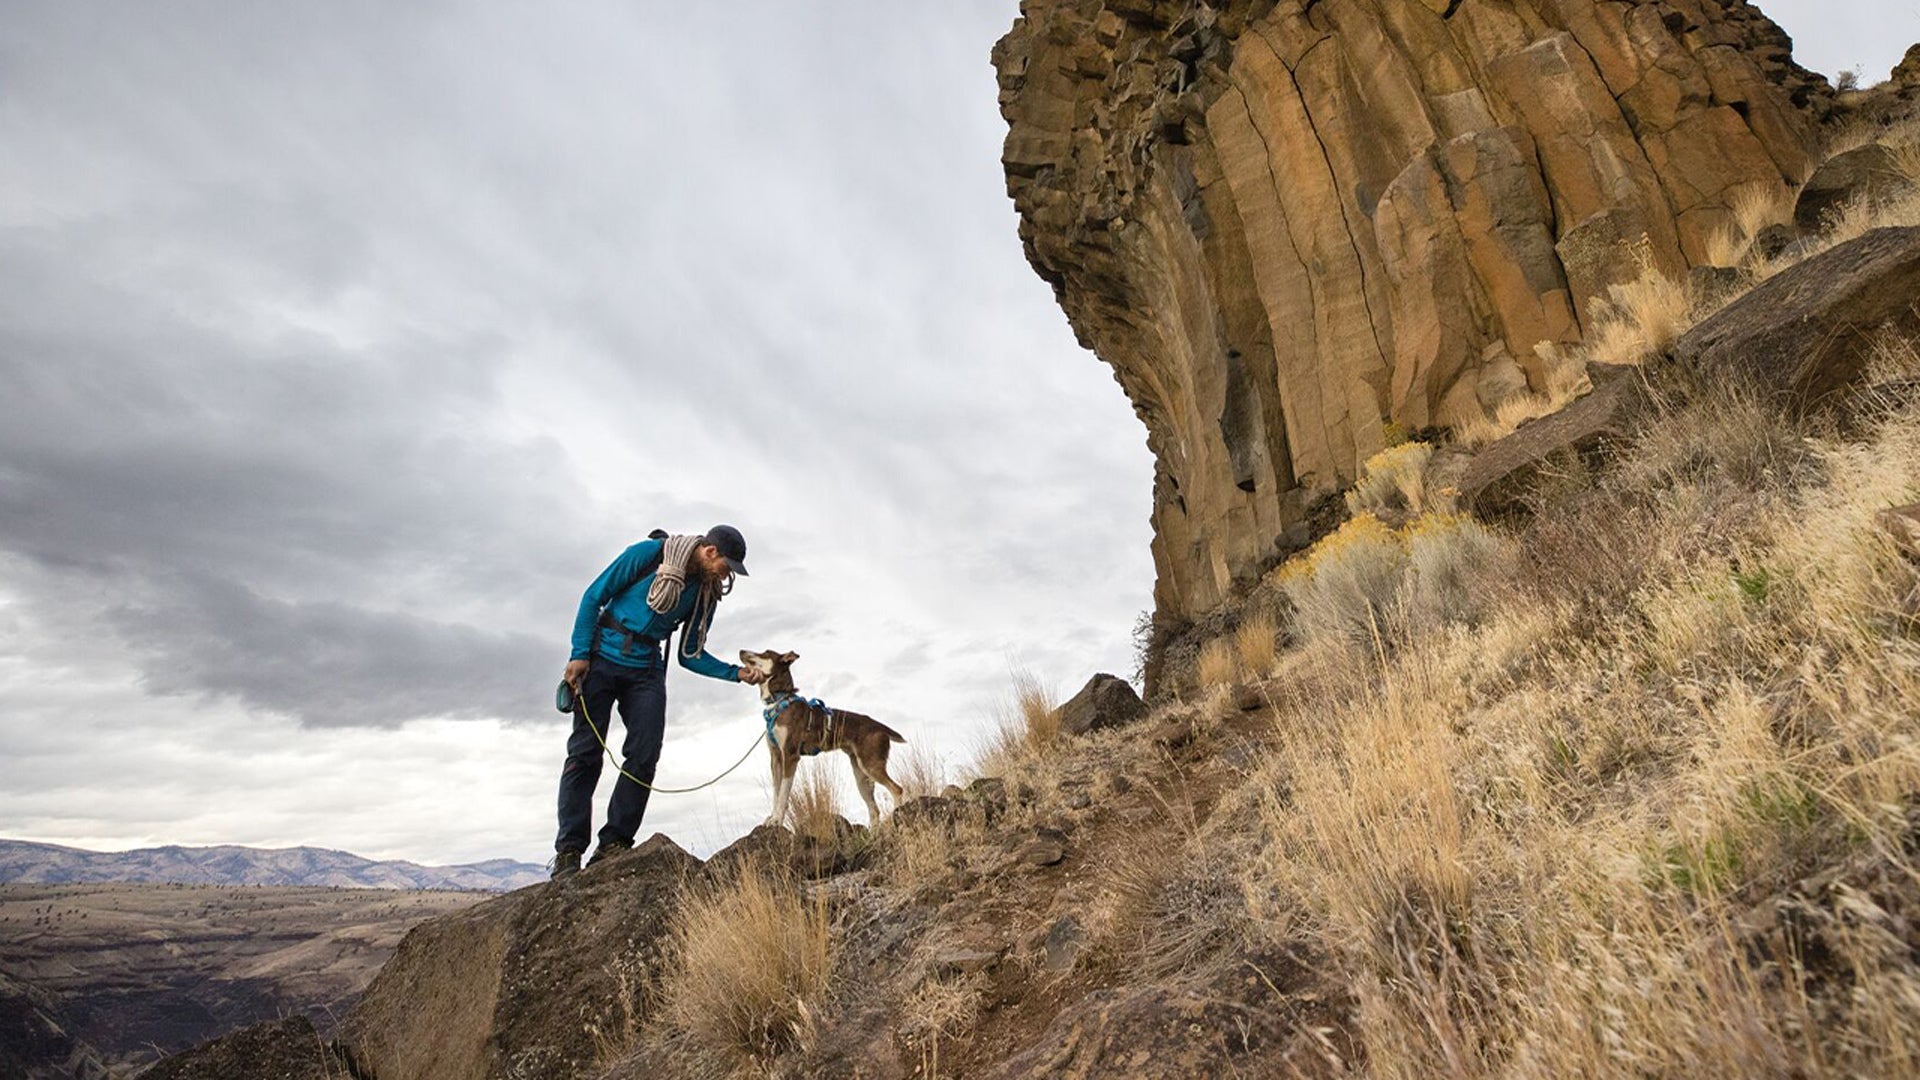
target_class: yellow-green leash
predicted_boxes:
[573,683,765,794]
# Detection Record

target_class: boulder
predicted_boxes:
[1794,144,1916,233]
[892,794,962,831]
[341,833,695,1080]
[142,1016,344,1080]
[964,776,1010,823]
[1016,826,1071,869]
[1034,915,1088,973]
[927,946,1006,980]
[1456,365,1648,517]
[1056,673,1147,737]
[705,821,863,881]
[1673,227,1920,407]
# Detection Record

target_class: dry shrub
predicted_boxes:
[900,974,985,1077]
[1582,237,1692,365]
[1278,514,1409,646]
[1233,608,1279,677]
[877,811,974,898]
[1346,441,1434,518]
[1403,515,1512,631]
[656,866,834,1071]
[1196,636,1238,687]
[1618,384,1815,495]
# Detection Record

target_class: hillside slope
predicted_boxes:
[288,228,1920,1080]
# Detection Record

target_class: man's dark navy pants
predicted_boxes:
[556,657,666,854]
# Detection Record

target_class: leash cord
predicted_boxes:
[575,688,764,794]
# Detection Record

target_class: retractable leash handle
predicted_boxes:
[556,679,578,713]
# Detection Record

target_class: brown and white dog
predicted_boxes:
[739,649,906,826]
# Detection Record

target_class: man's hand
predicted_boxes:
[563,659,590,690]
[737,666,767,686]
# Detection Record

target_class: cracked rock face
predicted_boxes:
[995,0,1828,623]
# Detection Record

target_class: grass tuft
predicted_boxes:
[783,766,847,841]
[656,866,834,1072]
[1346,442,1434,519]
[1233,609,1279,678]
[976,668,1060,771]
[1582,236,1692,366]
[1196,636,1238,687]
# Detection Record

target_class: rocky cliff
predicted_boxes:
[995,0,1830,624]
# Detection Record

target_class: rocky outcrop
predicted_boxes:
[1795,145,1915,233]
[341,835,696,1080]
[1674,226,1920,407]
[996,0,1829,625]
[1056,672,1148,735]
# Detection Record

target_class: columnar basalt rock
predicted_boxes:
[996,0,1829,624]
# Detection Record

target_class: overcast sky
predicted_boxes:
[2,3,1912,868]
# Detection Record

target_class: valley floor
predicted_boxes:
[0,882,484,1076]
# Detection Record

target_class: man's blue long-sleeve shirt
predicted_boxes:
[570,538,741,682]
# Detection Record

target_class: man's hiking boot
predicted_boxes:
[587,838,633,868]
[550,849,582,880]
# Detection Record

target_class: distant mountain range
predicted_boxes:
[0,839,544,891]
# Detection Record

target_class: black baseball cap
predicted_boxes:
[704,524,749,576]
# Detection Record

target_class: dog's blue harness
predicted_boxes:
[763,691,833,755]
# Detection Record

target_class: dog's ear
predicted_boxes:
[780,651,799,664]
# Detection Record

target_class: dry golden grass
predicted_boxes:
[1195,636,1238,687]
[1450,351,1595,450]
[1704,181,1796,268]
[1582,237,1693,366]
[900,974,986,1078]
[1346,441,1434,518]
[1232,609,1279,677]
[975,668,1061,772]
[655,866,834,1072]
[1234,371,1920,1078]
[782,765,846,841]
[889,740,948,800]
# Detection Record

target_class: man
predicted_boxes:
[553,524,766,878]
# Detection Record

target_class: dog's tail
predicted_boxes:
[875,721,906,743]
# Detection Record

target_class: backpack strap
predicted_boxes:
[596,530,673,659]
